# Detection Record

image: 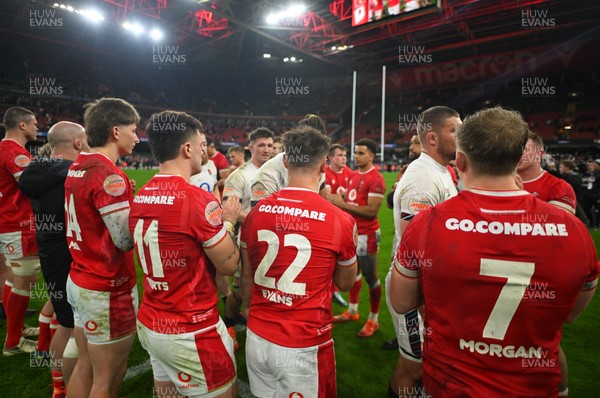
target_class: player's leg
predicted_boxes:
[49,324,72,398]
[154,379,186,398]
[66,277,92,397]
[62,334,79,386]
[391,356,423,398]
[67,326,93,398]
[334,234,366,323]
[245,328,278,398]
[46,260,77,394]
[274,339,336,398]
[558,344,569,397]
[224,267,243,350]
[87,286,138,397]
[88,335,136,397]
[0,253,7,318]
[4,253,40,353]
[139,319,236,398]
[37,299,54,353]
[357,230,381,337]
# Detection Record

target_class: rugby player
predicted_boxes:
[0,107,41,356]
[329,138,386,338]
[241,125,357,398]
[222,128,274,349]
[131,110,241,398]
[64,98,140,397]
[391,106,598,397]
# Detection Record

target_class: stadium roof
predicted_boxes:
[1,0,599,76]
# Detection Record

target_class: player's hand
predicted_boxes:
[222,194,241,225]
[326,193,346,209]
[515,174,524,190]
[129,178,137,194]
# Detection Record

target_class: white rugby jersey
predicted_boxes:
[190,159,218,194]
[251,152,326,205]
[392,152,457,253]
[223,161,260,213]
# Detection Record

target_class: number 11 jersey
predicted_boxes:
[129,174,227,333]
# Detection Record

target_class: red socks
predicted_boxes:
[349,277,362,305]
[38,312,53,352]
[369,283,382,314]
[5,288,30,348]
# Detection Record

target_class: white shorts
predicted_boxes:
[357,229,380,256]
[245,328,336,398]
[0,230,38,264]
[137,318,236,398]
[67,277,138,344]
[385,270,423,362]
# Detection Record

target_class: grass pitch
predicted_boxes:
[0,169,598,397]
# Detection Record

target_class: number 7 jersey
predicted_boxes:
[241,187,357,348]
[395,189,599,397]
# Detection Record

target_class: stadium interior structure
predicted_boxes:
[1,0,599,165]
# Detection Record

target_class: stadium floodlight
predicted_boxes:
[80,9,105,23]
[332,46,337,51]
[66,5,74,12]
[59,4,66,9]
[53,3,59,6]
[149,28,163,41]
[266,13,279,24]
[283,57,289,62]
[123,21,144,35]
[263,53,272,58]
[290,56,296,62]
[287,4,306,17]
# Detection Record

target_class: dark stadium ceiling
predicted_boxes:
[1,0,599,75]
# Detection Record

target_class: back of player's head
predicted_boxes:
[47,121,85,149]
[560,159,576,171]
[298,114,327,135]
[146,110,204,163]
[206,137,214,146]
[417,106,460,141]
[283,125,330,170]
[328,144,346,158]
[457,106,528,176]
[273,136,282,144]
[526,130,544,150]
[355,138,378,156]
[228,145,245,155]
[248,127,274,144]
[83,98,140,147]
[3,107,35,130]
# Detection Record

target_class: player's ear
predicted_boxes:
[110,125,120,141]
[182,141,192,159]
[320,158,327,173]
[455,151,466,173]
[427,131,437,146]
[282,154,289,169]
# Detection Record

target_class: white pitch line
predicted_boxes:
[123,359,151,381]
